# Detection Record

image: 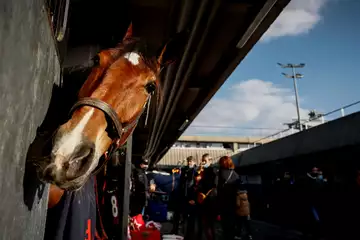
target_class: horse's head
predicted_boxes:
[39,24,185,190]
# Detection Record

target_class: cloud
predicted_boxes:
[261,0,327,41]
[184,79,309,136]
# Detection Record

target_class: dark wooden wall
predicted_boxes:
[0,0,60,238]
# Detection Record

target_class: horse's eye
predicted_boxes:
[145,82,156,94]
[92,55,100,66]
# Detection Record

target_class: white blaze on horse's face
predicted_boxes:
[123,52,140,65]
[53,108,94,168]
[45,107,105,189]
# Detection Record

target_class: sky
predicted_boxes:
[184,0,360,137]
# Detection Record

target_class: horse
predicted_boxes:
[33,23,186,239]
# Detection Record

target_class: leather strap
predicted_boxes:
[70,97,123,138]
[69,97,150,176]
[70,96,149,140]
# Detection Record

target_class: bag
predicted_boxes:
[129,214,145,232]
[130,229,161,240]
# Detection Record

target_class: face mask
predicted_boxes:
[203,163,210,168]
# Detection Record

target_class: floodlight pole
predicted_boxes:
[278,63,305,131]
[291,66,302,131]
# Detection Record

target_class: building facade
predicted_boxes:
[157,136,271,167]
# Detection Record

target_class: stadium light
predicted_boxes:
[279,63,305,131]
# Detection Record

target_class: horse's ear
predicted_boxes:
[123,23,133,41]
[157,30,189,67]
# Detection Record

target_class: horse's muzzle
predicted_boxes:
[41,141,95,189]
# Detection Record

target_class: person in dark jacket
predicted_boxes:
[182,156,198,239]
[181,156,197,199]
[172,156,197,235]
[130,159,149,217]
[217,156,240,240]
[197,153,217,240]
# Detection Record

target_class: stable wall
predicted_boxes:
[0,0,60,239]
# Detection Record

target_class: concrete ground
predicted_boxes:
[160,220,305,240]
[245,221,304,240]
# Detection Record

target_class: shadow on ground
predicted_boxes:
[161,220,305,240]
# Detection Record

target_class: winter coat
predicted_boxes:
[197,166,218,216]
[180,166,197,201]
[236,190,250,216]
[217,169,239,214]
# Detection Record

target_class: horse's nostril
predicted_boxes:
[70,144,94,164]
[43,165,56,181]
[66,143,95,180]
[69,150,89,165]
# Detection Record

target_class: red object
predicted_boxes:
[130,229,161,240]
[130,214,145,232]
[217,215,221,221]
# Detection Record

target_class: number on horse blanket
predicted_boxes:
[95,164,124,239]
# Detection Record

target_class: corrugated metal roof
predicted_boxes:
[178,136,273,143]
[157,147,234,166]
[133,0,291,165]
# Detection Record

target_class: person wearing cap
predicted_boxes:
[172,156,197,235]
[130,159,150,217]
[181,156,197,199]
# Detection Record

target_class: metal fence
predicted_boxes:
[184,126,286,138]
[251,100,360,146]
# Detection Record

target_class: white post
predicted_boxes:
[341,108,345,117]
[321,116,325,123]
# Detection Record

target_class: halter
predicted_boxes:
[69,95,151,175]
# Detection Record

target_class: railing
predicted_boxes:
[250,100,360,147]
[184,126,286,138]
